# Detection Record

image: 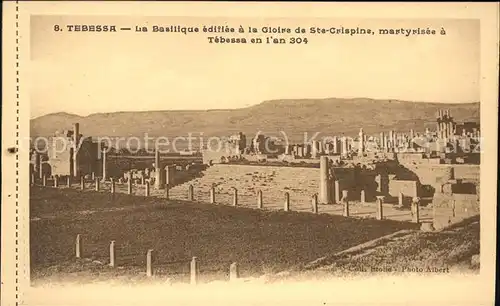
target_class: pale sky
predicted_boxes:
[30,16,479,118]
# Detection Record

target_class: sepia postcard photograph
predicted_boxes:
[2,2,498,306]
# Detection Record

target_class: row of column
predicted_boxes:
[378,131,415,151]
[36,173,421,223]
[285,137,351,158]
[75,234,239,283]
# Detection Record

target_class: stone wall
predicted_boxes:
[453,164,480,181]
[202,147,241,165]
[399,161,479,183]
[388,180,418,198]
[45,137,100,177]
[49,149,72,176]
[399,163,454,187]
[432,192,479,213]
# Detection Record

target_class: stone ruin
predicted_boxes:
[197,109,480,219]
[30,123,101,179]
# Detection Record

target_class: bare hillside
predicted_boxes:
[30,98,480,141]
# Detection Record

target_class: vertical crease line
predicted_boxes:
[15,1,20,305]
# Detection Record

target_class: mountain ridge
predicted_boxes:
[30,98,480,141]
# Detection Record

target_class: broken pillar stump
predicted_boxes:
[284,192,290,212]
[210,186,216,204]
[110,178,115,194]
[75,234,82,259]
[312,194,318,214]
[342,190,349,217]
[411,197,421,223]
[190,257,198,285]
[334,181,340,204]
[109,241,115,267]
[376,196,385,220]
[146,249,153,277]
[127,174,133,195]
[257,190,263,209]
[187,184,194,201]
[232,187,238,206]
[229,262,239,281]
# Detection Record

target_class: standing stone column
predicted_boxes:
[210,186,216,204]
[311,140,319,158]
[398,191,404,207]
[376,196,384,220]
[42,175,47,187]
[146,249,153,277]
[319,156,331,204]
[190,257,198,285]
[411,197,420,223]
[95,177,100,191]
[341,137,348,158]
[332,136,338,154]
[165,165,174,187]
[109,241,116,267]
[73,123,80,178]
[303,145,310,157]
[284,145,290,155]
[229,262,239,281]
[358,128,365,157]
[311,194,318,214]
[154,148,164,190]
[33,152,41,179]
[127,174,132,195]
[342,190,349,217]
[30,171,35,186]
[389,130,394,150]
[80,176,85,190]
[284,192,290,212]
[334,180,340,204]
[257,190,263,209]
[324,142,331,155]
[375,174,382,193]
[144,181,150,196]
[101,149,107,182]
[188,184,194,201]
[110,178,115,194]
[67,176,71,188]
[75,234,82,259]
[360,190,366,204]
[39,160,44,179]
[297,145,304,158]
[232,187,238,206]
[379,132,385,151]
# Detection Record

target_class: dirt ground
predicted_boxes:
[31,187,418,285]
